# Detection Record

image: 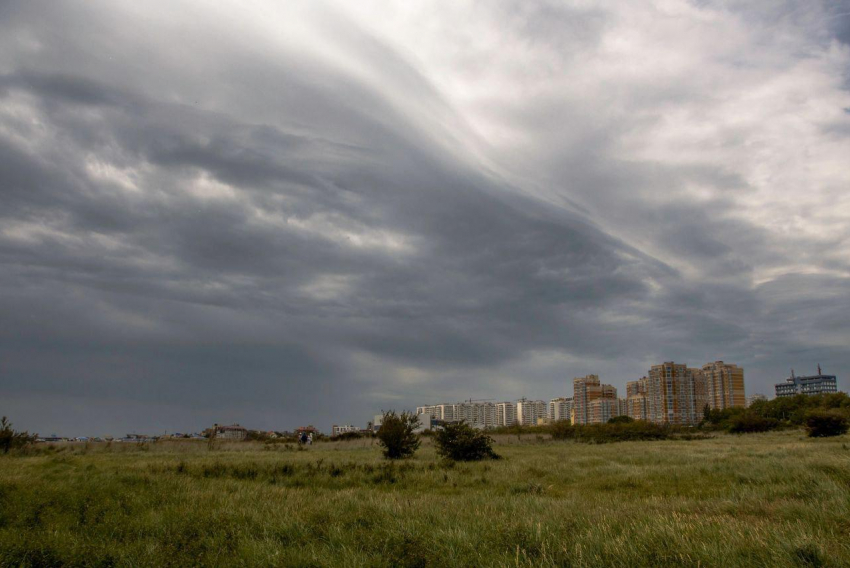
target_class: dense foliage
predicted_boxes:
[726,413,779,434]
[376,411,420,459]
[804,409,850,438]
[0,417,36,454]
[702,393,850,435]
[434,421,500,461]
[550,420,575,440]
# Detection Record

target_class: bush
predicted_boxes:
[608,415,634,424]
[0,416,36,453]
[727,412,778,434]
[434,421,500,461]
[748,393,850,426]
[376,411,420,459]
[805,409,849,438]
[550,420,574,440]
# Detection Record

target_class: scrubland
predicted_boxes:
[1,431,849,567]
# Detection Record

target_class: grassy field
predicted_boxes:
[1,431,849,567]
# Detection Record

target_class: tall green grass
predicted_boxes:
[1,431,848,566]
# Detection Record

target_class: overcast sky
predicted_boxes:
[2,1,849,436]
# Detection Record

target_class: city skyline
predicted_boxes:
[2,1,850,436]
[3,356,838,437]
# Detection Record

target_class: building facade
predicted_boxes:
[496,402,517,427]
[516,398,547,426]
[646,362,698,426]
[417,401,496,429]
[701,361,746,410]
[572,374,599,425]
[775,367,838,397]
[626,377,648,421]
[211,424,247,440]
[549,397,574,422]
[331,424,360,437]
[589,399,619,424]
[573,375,618,425]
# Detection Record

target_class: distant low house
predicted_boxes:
[211,424,248,440]
[122,434,157,443]
[37,435,66,443]
[296,425,319,435]
[331,424,360,437]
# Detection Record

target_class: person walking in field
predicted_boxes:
[307,433,313,445]
[299,432,308,445]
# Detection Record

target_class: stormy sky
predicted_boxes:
[1,1,849,436]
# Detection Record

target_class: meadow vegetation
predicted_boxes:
[1,430,849,566]
[704,393,850,435]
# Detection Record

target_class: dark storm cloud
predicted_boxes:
[1,0,849,434]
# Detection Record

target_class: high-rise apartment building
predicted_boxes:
[534,400,548,422]
[573,375,618,425]
[702,361,746,410]
[549,397,574,422]
[646,362,698,425]
[589,399,619,424]
[496,402,517,427]
[516,398,547,426]
[459,401,497,429]
[416,404,458,422]
[573,375,599,425]
[691,368,708,416]
[626,377,648,421]
[417,401,497,429]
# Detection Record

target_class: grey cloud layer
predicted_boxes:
[1,1,849,434]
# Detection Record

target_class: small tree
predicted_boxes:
[607,415,634,424]
[376,411,420,459]
[434,421,499,461]
[0,417,36,453]
[805,409,849,438]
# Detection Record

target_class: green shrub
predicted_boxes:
[376,411,420,459]
[748,393,850,426]
[608,415,634,424]
[727,412,778,434]
[434,421,500,461]
[0,417,36,454]
[805,409,849,438]
[550,420,574,440]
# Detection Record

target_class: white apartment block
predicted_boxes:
[496,402,517,427]
[516,398,547,426]
[416,401,496,429]
[549,397,574,421]
[416,404,459,422]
